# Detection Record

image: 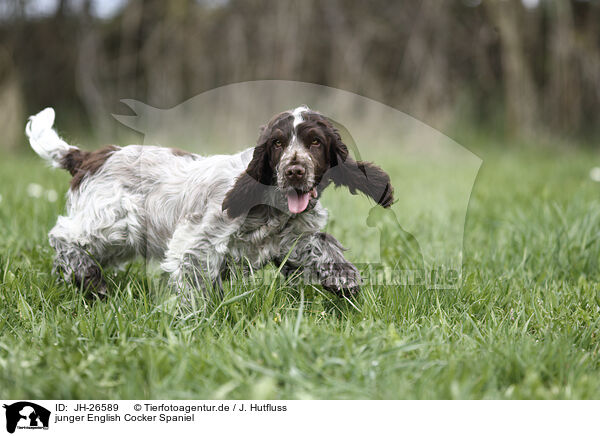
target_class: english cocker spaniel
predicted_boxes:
[26,106,393,299]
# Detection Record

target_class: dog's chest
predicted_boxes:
[226,203,327,268]
[227,206,303,266]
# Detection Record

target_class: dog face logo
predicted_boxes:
[3,402,50,434]
[114,80,482,288]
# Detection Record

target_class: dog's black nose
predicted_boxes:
[285,165,306,180]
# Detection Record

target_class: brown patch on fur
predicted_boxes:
[222,110,394,218]
[170,148,195,157]
[61,145,119,190]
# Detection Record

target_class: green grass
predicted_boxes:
[1,143,600,399]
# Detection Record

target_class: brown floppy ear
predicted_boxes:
[327,135,394,208]
[222,143,272,218]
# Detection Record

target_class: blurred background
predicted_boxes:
[1,0,600,150]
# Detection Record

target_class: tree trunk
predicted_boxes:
[486,0,538,137]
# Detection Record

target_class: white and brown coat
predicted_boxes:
[26,106,393,300]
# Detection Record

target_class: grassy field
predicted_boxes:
[1,142,600,399]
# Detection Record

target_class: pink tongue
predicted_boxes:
[287,191,310,214]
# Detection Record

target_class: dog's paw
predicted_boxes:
[320,262,362,298]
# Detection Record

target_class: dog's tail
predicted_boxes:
[25,107,78,169]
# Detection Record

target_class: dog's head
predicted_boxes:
[222,106,394,218]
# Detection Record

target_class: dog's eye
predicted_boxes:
[311,138,320,146]
[273,139,282,147]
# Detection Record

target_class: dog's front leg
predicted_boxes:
[161,219,229,301]
[283,232,362,297]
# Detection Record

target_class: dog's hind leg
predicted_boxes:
[50,236,108,298]
[48,218,109,298]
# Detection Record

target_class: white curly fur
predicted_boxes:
[26,107,362,300]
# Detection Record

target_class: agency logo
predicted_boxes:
[114,80,481,289]
[2,402,50,434]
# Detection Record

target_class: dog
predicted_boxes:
[26,106,393,300]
